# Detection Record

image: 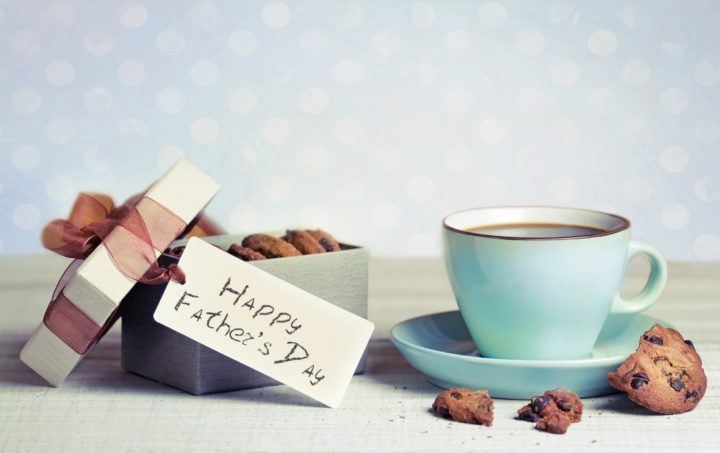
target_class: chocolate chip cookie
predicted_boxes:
[241,234,302,258]
[284,230,327,254]
[227,244,267,261]
[307,229,341,252]
[608,324,706,414]
[516,388,583,434]
[432,388,494,426]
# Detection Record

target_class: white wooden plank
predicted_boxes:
[4,257,720,452]
[5,336,719,452]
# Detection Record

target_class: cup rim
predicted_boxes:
[442,205,631,241]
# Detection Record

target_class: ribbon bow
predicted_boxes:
[42,193,186,284]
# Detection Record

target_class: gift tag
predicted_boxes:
[154,237,374,408]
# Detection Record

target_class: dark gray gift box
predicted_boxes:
[121,234,369,395]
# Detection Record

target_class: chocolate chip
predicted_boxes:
[450,391,462,400]
[437,406,450,418]
[318,238,334,252]
[669,378,685,392]
[643,335,664,345]
[517,410,540,423]
[556,400,573,412]
[530,395,549,413]
[684,390,698,402]
[684,339,695,349]
[631,373,650,389]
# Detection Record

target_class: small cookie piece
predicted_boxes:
[306,229,342,252]
[241,234,302,258]
[432,388,494,426]
[227,244,267,261]
[608,324,706,414]
[516,388,583,434]
[284,230,326,254]
[536,411,571,434]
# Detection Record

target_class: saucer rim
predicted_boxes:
[390,310,651,368]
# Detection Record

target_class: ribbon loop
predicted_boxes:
[141,263,186,286]
[42,193,114,258]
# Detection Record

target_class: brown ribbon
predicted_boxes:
[43,260,101,355]
[44,292,100,355]
[42,193,188,284]
[40,192,198,354]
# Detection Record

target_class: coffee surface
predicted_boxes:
[466,223,607,238]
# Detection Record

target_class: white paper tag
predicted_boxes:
[153,237,374,408]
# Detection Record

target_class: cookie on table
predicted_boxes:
[516,388,583,434]
[432,388,494,426]
[608,324,706,414]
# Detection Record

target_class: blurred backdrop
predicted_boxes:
[1,0,719,258]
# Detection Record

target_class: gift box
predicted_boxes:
[21,158,370,398]
[121,233,369,395]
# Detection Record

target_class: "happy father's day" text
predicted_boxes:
[172,277,326,386]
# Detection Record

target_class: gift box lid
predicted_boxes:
[20,159,220,386]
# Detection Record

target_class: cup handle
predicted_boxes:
[610,239,668,315]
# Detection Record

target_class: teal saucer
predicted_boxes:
[391,310,668,399]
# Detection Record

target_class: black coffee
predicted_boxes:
[467,223,607,238]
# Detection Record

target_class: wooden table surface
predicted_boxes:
[0,254,718,452]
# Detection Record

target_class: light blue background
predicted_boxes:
[1,0,719,258]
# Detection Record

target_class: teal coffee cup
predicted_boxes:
[442,206,667,360]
